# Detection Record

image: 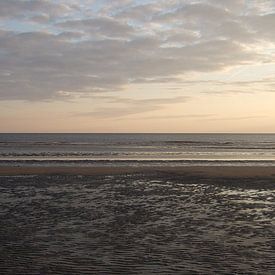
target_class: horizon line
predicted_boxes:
[1,132,275,135]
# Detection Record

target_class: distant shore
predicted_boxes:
[1,165,275,178]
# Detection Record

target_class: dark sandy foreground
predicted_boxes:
[0,167,275,274]
[1,165,275,177]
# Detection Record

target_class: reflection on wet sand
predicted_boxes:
[0,173,274,274]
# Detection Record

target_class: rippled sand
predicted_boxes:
[0,173,275,274]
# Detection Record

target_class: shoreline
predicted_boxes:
[1,165,275,178]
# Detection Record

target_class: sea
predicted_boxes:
[0,133,275,166]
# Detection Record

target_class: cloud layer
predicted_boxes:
[0,0,274,101]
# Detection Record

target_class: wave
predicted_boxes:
[1,159,275,167]
[1,140,275,150]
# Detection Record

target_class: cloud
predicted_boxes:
[75,96,189,118]
[204,115,267,121]
[133,114,215,120]
[0,0,72,19]
[156,2,231,24]
[57,17,135,39]
[0,0,274,101]
[246,13,275,41]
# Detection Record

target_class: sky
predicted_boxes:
[0,0,275,133]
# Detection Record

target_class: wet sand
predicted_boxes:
[1,165,275,178]
[1,166,275,274]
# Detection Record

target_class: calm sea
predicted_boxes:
[1,133,275,166]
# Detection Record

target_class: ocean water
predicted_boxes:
[1,133,275,166]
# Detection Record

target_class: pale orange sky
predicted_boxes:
[1,0,275,132]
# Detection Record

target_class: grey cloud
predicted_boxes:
[0,27,259,101]
[96,0,133,16]
[115,3,163,22]
[29,14,51,23]
[153,1,273,44]
[0,0,72,19]
[57,17,135,39]
[95,95,189,105]
[163,30,200,45]
[75,96,189,118]
[212,20,255,43]
[246,13,275,41]
[57,31,85,40]
[208,0,246,13]
[156,3,231,24]
[130,76,183,84]
[0,0,274,101]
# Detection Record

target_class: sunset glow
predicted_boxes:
[1,0,275,132]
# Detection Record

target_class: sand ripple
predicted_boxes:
[0,174,275,274]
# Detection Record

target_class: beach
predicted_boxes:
[1,165,275,274]
[1,165,275,177]
[1,133,275,274]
